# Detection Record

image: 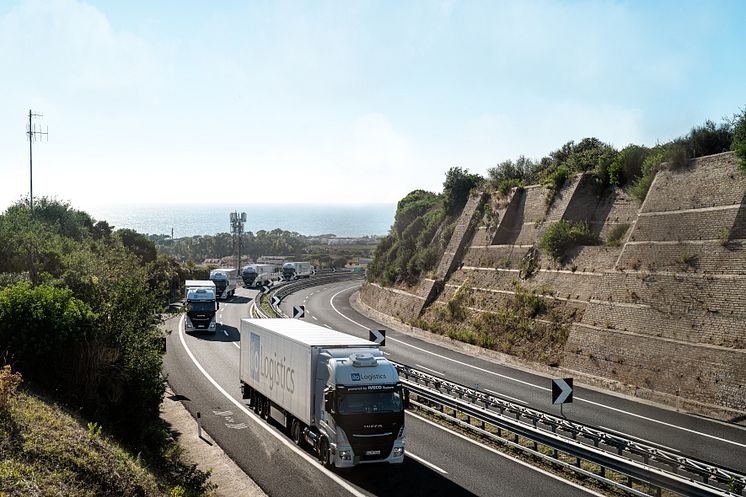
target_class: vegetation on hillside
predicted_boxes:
[486,108,746,205]
[0,372,212,496]
[0,199,212,495]
[367,167,483,286]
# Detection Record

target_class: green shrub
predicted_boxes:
[736,140,746,174]
[629,148,667,203]
[443,167,483,215]
[497,178,525,195]
[539,221,600,261]
[605,224,630,247]
[606,145,648,187]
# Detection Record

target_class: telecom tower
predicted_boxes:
[230,211,246,270]
[26,109,48,211]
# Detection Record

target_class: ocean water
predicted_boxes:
[84,203,396,238]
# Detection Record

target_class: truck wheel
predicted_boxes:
[290,418,302,446]
[319,437,330,467]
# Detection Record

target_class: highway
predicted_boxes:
[279,279,746,474]
[164,285,604,497]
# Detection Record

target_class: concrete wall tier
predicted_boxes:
[358,282,426,323]
[617,241,746,274]
[564,325,746,412]
[463,245,531,268]
[631,207,743,242]
[643,152,746,213]
[451,267,601,302]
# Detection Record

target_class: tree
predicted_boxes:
[442,167,483,215]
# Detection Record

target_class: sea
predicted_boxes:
[83,203,396,238]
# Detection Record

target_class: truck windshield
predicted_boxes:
[338,389,402,414]
[188,302,215,312]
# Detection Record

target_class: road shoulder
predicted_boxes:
[161,385,267,497]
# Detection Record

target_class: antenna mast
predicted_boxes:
[230,211,247,270]
[26,109,48,211]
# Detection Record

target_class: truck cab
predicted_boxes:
[315,350,405,467]
[210,268,237,299]
[185,287,218,333]
[281,262,296,280]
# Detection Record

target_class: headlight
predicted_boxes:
[339,450,352,461]
[393,447,404,457]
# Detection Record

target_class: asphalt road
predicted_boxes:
[281,280,746,473]
[164,285,601,497]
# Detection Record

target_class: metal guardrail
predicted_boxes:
[396,363,745,497]
[253,271,364,319]
[250,273,745,497]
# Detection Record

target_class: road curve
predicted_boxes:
[164,285,601,497]
[280,280,746,473]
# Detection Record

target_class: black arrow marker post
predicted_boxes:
[369,329,386,346]
[551,378,573,417]
[293,305,305,319]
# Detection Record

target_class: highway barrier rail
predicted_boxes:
[252,270,364,319]
[251,273,745,497]
[396,363,745,497]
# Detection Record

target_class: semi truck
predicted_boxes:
[242,264,280,288]
[239,319,406,467]
[281,261,313,280]
[184,280,218,333]
[209,268,238,299]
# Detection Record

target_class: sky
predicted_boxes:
[1,0,745,210]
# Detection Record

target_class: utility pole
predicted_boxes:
[230,212,246,270]
[26,109,48,211]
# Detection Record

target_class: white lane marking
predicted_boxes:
[329,286,746,449]
[598,426,680,453]
[406,451,448,474]
[415,364,444,376]
[233,342,240,349]
[177,315,368,497]
[485,388,528,405]
[312,315,318,321]
[408,412,606,496]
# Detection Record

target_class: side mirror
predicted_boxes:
[403,389,410,409]
[216,301,220,310]
[324,388,335,414]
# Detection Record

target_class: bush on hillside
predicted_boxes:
[539,221,600,261]
[443,166,483,215]
[606,145,649,187]
[0,199,168,443]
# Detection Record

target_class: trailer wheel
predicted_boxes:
[290,418,302,445]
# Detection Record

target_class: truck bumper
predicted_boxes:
[331,442,405,467]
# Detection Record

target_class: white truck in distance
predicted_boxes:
[239,319,405,467]
[242,264,280,288]
[209,268,238,299]
[281,261,313,280]
[184,280,218,333]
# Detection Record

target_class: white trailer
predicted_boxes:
[209,268,238,299]
[239,319,406,467]
[242,264,280,288]
[281,261,313,280]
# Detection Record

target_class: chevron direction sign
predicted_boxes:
[552,378,573,405]
[292,305,305,319]
[271,295,281,307]
[369,329,386,346]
